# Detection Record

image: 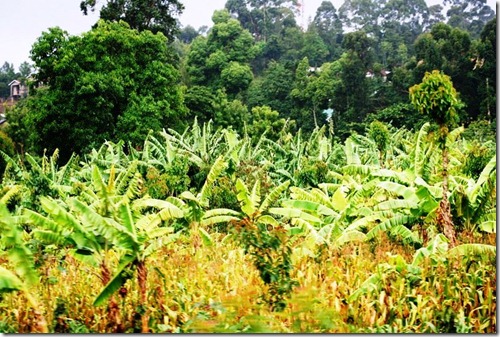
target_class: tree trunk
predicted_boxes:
[438,145,457,247]
[137,260,149,333]
[101,261,123,332]
[25,293,48,333]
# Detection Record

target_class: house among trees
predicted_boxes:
[8,80,28,99]
[0,79,29,115]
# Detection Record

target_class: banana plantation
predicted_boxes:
[0,119,496,333]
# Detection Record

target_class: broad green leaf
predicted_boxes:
[366,214,417,240]
[204,208,241,218]
[256,215,280,228]
[117,203,136,239]
[282,200,336,217]
[447,244,496,258]
[199,156,227,206]
[479,221,496,233]
[0,266,23,293]
[389,225,422,245]
[377,181,414,200]
[236,178,255,216]
[333,230,366,248]
[259,180,290,213]
[198,227,213,247]
[375,199,418,211]
[269,207,323,225]
[94,254,136,306]
[331,187,348,212]
[200,215,240,227]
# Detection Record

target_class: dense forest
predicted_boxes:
[0,0,496,333]
[0,0,496,160]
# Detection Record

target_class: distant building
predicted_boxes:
[0,79,30,115]
[8,80,28,99]
[365,69,391,82]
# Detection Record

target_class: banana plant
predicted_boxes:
[229,177,296,311]
[1,149,77,211]
[140,156,240,248]
[269,183,367,251]
[24,164,145,331]
[449,155,496,233]
[0,203,48,332]
[350,232,495,305]
[161,119,227,170]
[93,200,182,333]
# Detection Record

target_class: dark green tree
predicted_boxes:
[473,17,496,122]
[413,23,476,122]
[312,1,344,60]
[186,10,259,97]
[225,0,299,42]
[443,0,495,38]
[247,60,294,115]
[27,21,186,161]
[410,70,464,247]
[0,62,16,98]
[177,25,199,44]
[80,0,184,40]
[300,25,329,67]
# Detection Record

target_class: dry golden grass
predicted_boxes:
[0,232,496,333]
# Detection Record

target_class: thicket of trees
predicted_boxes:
[0,0,496,162]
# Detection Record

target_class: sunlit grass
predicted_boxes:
[0,232,495,333]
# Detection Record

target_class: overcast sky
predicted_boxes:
[0,0,496,70]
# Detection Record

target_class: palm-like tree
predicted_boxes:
[0,203,48,332]
[449,155,496,233]
[410,70,464,247]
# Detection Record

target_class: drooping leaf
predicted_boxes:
[236,178,255,216]
[259,180,290,213]
[269,207,323,225]
[93,255,136,306]
[0,266,23,293]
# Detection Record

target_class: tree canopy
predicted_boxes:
[80,0,184,40]
[24,20,186,161]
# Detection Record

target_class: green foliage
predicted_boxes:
[79,0,184,40]
[461,141,495,180]
[247,106,289,143]
[366,103,428,131]
[368,120,389,156]
[0,130,14,177]
[186,10,259,97]
[144,155,190,199]
[295,158,330,188]
[410,70,464,145]
[235,222,298,312]
[27,21,186,161]
[462,119,496,144]
[220,62,254,95]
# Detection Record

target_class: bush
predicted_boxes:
[0,130,15,178]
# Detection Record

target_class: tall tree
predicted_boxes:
[312,1,344,60]
[473,17,496,121]
[27,21,186,161]
[186,10,259,97]
[80,0,184,40]
[247,60,294,115]
[225,0,299,42]
[443,0,495,38]
[410,70,464,247]
[0,62,16,98]
[300,25,329,67]
[413,23,475,122]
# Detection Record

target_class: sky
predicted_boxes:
[0,0,497,70]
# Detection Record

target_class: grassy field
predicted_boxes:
[0,229,495,333]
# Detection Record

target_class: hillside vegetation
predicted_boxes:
[0,119,495,333]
